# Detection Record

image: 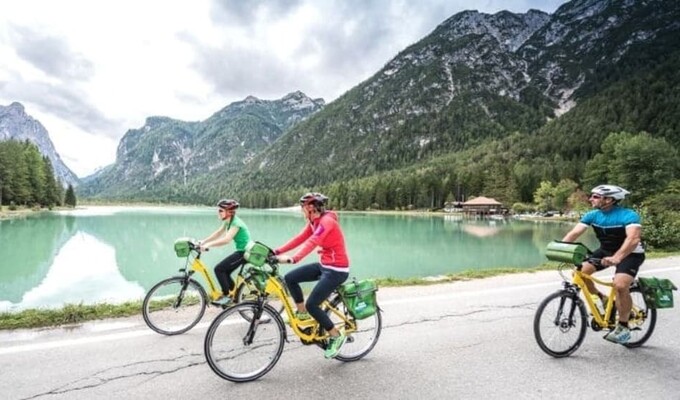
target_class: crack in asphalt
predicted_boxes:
[19,353,205,400]
[20,305,534,398]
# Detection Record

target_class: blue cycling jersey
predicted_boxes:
[580,206,644,253]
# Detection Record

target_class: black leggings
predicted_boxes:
[214,251,245,294]
[284,263,349,331]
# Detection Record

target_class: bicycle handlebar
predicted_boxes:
[188,240,208,253]
[584,257,603,268]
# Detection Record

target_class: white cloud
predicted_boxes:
[0,0,563,177]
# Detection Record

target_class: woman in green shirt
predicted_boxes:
[199,199,252,306]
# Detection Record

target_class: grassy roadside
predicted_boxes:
[0,264,560,331]
[2,251,679,331]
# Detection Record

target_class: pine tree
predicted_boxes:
[42,156,62,207]
[64,184,77,208]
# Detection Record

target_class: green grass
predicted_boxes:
[0,264,555,331]
[0,301,143,330]
[2,253,678,331]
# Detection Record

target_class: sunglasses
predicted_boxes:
[589,194,602,199]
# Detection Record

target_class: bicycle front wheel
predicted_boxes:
[534,290,587,357]
[623,286,657,348]
[204,302,285,382]
[326,295,381,362]
[142,277,207,335]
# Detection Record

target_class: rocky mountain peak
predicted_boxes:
[282,91,325,110]
[0,102,79,185]
[0,102,26,117]
[436,8,550,52]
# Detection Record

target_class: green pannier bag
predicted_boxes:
[244,241,271,267]
[638,277,677,309]
[174,237,194,258]
[339,279,378,320]
[545,241,589,265]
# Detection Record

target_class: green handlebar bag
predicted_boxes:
[545,241,589,265]
[244,241,271,267]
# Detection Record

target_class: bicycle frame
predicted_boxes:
[253,265,357,344]
[570,269,617,329]
[183,253,247,302]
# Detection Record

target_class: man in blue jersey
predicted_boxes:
[562,185,644,344]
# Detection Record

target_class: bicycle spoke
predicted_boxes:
[205,303,285,382]
[534,291,586,357]
[325,296,381,361]
[143,277,206,335]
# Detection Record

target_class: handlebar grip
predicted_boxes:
[585,257,603,268]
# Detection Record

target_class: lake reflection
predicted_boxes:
[0,207,595,311]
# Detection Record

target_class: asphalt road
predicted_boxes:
[2,257,680,400]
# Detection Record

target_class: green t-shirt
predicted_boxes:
[222,215,252,251]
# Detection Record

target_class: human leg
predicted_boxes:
[303,267,349,359]
[613,253,644,324]
[214,251,245,295]
[604,253,644,344]
[284,263,322,313]
[613,273,635,323]
[583,249,610,298]
[306,267,349,333]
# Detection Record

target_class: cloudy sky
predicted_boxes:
[0,0,563,177]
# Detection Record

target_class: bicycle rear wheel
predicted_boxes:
[534,290,587,357]
[204,302,285,382]
[325,295,381,361]
[142,277,207,335]
[623,286,657,348]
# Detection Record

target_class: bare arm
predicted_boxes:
[201,226,224,243]
[203,226,239,249]
[604,225,642,266]
[561,223,588,242]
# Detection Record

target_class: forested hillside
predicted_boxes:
[74,0,679,216]
[0,140,65,208]
[226,0,680,208]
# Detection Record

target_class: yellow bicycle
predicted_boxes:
[204,244,382,382]
[142,239,281,335]
[534,242,656,357]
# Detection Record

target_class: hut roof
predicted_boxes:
[462,196,502,206]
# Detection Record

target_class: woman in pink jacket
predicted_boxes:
[274,192,350,359]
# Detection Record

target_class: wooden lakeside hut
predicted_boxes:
[461,196,504,215]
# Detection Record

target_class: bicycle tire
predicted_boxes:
[622,286,657,348]
[534,290,587,357]
[204,301,285,382]
[142,277,207,335]
[324,295,381,362]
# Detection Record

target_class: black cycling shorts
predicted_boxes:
[591,248,645,277]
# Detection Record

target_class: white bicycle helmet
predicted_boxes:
[591,184,629,200]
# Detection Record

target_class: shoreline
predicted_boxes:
[2,203,578,223]
[2,253,679,331]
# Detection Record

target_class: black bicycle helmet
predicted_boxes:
[217,199,239,210]
[299,192,328,207]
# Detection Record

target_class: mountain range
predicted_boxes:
[3,0,679,207]
[0,102,79,187]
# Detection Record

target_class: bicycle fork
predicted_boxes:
[555,287,580,329]
[243,297,267,345]
[173,276,192,309]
